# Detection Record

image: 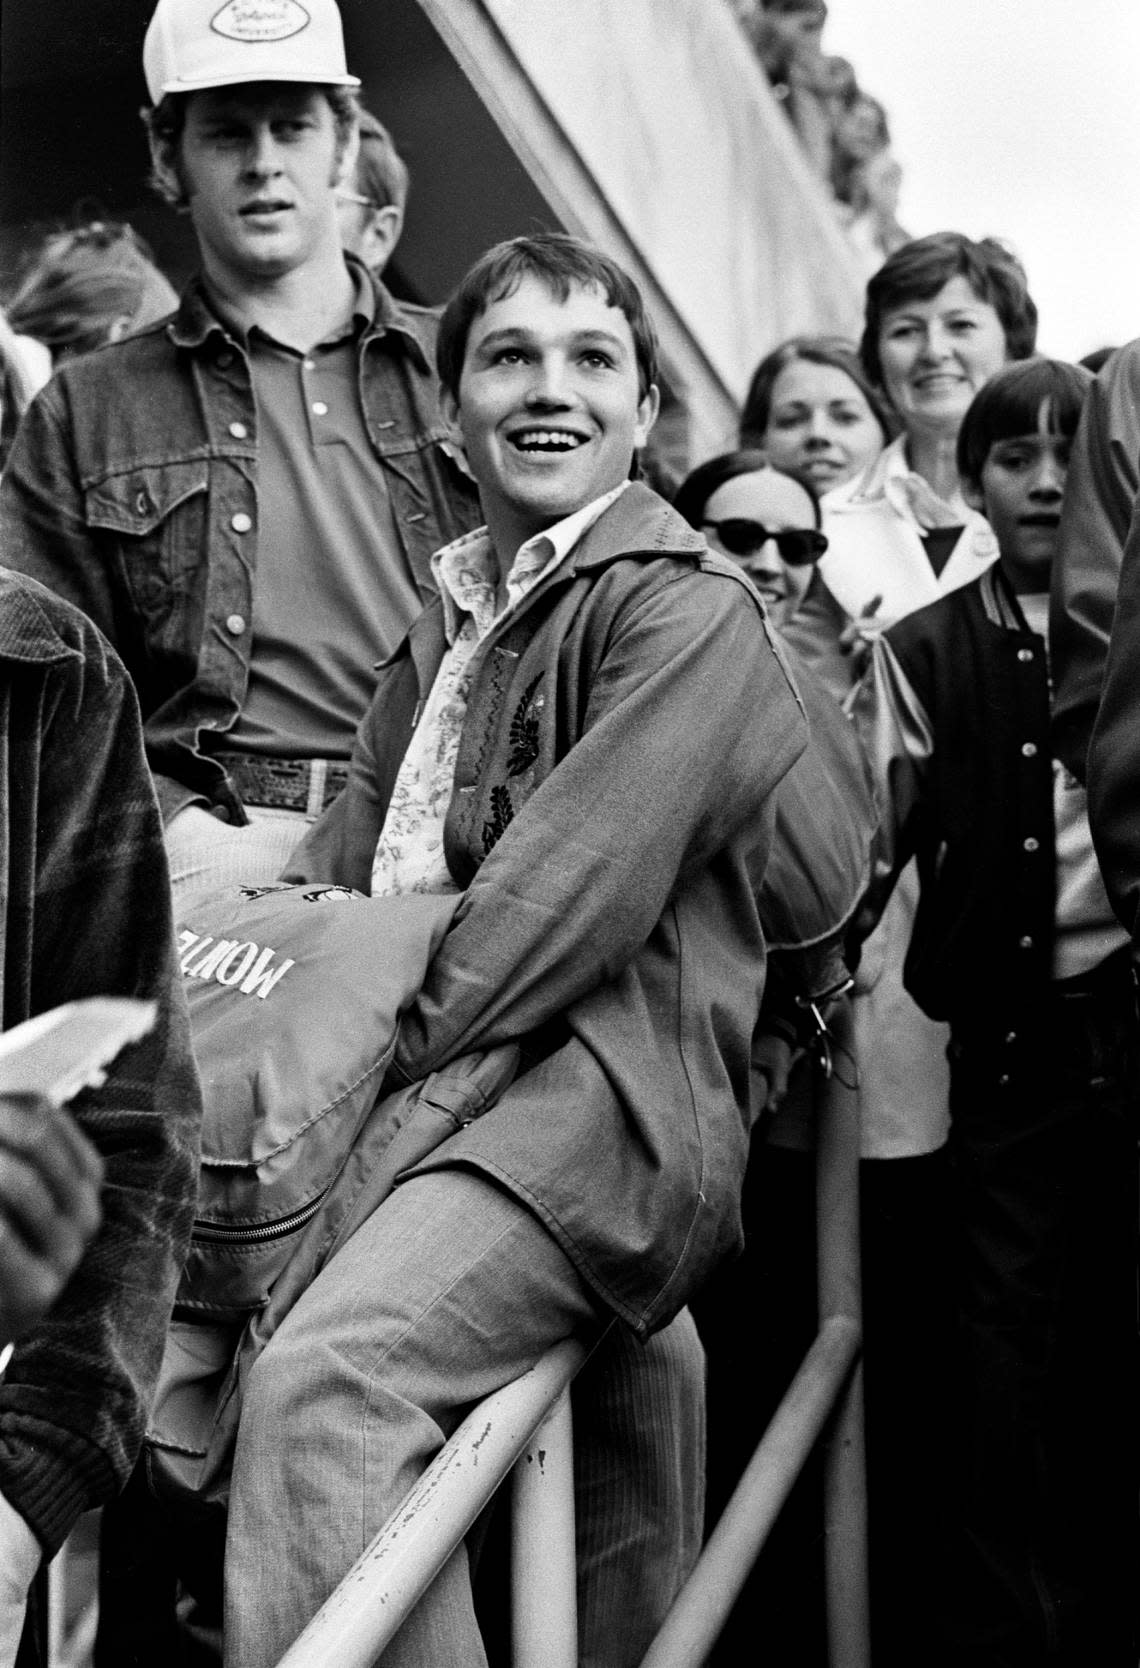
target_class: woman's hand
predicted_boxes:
[838,594,883,674]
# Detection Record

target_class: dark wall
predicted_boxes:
[0,0,560,304]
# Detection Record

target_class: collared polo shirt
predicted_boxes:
[220,264,424,761]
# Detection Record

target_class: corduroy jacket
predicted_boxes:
[286,485,807,1333]
[0,569,201,1554]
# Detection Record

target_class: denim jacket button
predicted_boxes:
[231,512,253,534]
[1018,934,1034,950]
[225,614,246,636]
[1023,836,1040,853]
[228,422,248,439]
[1017,648,1033,663]
[1020,742,1037,758]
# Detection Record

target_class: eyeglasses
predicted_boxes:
[702,520,829,565]
[335,189,385,210]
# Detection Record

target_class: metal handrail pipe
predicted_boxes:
[511,1386,577,1668]
[638,1314,861,1668]
[274,1336,588,1668]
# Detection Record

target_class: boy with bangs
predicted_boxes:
[851,358,1137,1666]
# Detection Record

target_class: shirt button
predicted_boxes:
[228,421,248,439]
[231,512,253,533]
[1017,648,1033,663]
[304,359,316,371]
[1021,742,1038,758]
[225,614,246,635]
[311,401,329,416]
[1018,935,1034,949]
[1023,836,1040,852]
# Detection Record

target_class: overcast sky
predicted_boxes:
[824,0,1140,361]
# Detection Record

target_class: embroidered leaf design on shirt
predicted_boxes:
[482,785,515,854]
[506,674,544,777]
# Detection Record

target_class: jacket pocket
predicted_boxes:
[85,461,210,615]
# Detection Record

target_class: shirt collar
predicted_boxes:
[431,481,630,645]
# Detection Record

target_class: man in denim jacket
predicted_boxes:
[0,0,479,898]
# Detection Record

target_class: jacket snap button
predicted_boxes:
[1021,742,1037,758]
[1018,935,1033,949]
[1017,648,1033,663]
[1004,1031,1017,1045]
[135,491,148,515]
[228,422,248,439]
[225,614,246,636]
[231,512,253,534]
[1023,836,1039,852]
[998,1073,1011,1087]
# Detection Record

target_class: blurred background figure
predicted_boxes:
[335,107,408,275]
[0,219,177,468]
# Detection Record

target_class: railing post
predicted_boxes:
[273,1338,587,1668]
[815,999,870,1667]
[511,1385,577,1668]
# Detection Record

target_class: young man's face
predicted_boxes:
[970,400,1070,593]
[442,274,659,556]
[177,84,349,288]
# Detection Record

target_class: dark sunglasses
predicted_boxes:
[702,519,829,565]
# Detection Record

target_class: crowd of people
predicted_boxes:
[0,1,1136,1666]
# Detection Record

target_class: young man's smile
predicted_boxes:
[442,273,659,561]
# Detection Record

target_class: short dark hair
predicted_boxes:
[354,107,409,214]
[740,334,895,448]
[956,357,1092,489]
[436,233,659,401]
[860,232,1038,389]
[142,84,360,208]
[672,449,822,530]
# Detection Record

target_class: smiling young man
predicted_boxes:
[223,234,807,1667]
[851,358,1138,1666]
[0,0,479,902]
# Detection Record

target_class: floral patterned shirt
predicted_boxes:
[371,483,628,896]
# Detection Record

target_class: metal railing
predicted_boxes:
[275,1005,867,1667]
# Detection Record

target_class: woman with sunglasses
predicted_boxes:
[673,449,827,629]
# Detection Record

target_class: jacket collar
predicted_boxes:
[168,256,433,372]
[0,571,81,665]
[565,480,714,574]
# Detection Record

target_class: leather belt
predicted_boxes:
[220,751,350,816]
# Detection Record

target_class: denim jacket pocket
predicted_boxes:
[85,462,210,613]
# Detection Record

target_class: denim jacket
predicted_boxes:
[0,263,481,823]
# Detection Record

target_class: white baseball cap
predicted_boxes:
[143,0,361,105]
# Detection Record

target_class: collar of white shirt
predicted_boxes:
[429,480,631,645]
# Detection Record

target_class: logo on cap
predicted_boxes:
[210,0,311,43]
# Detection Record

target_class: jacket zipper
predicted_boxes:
[192,1191,327,1247]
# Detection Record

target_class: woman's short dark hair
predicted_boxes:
[672,448,822,529]
[861,232,1038,389]
[142,85,360,208]
[956,357,1092,488]
[436,233,659,401]
[740,334,895,448]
